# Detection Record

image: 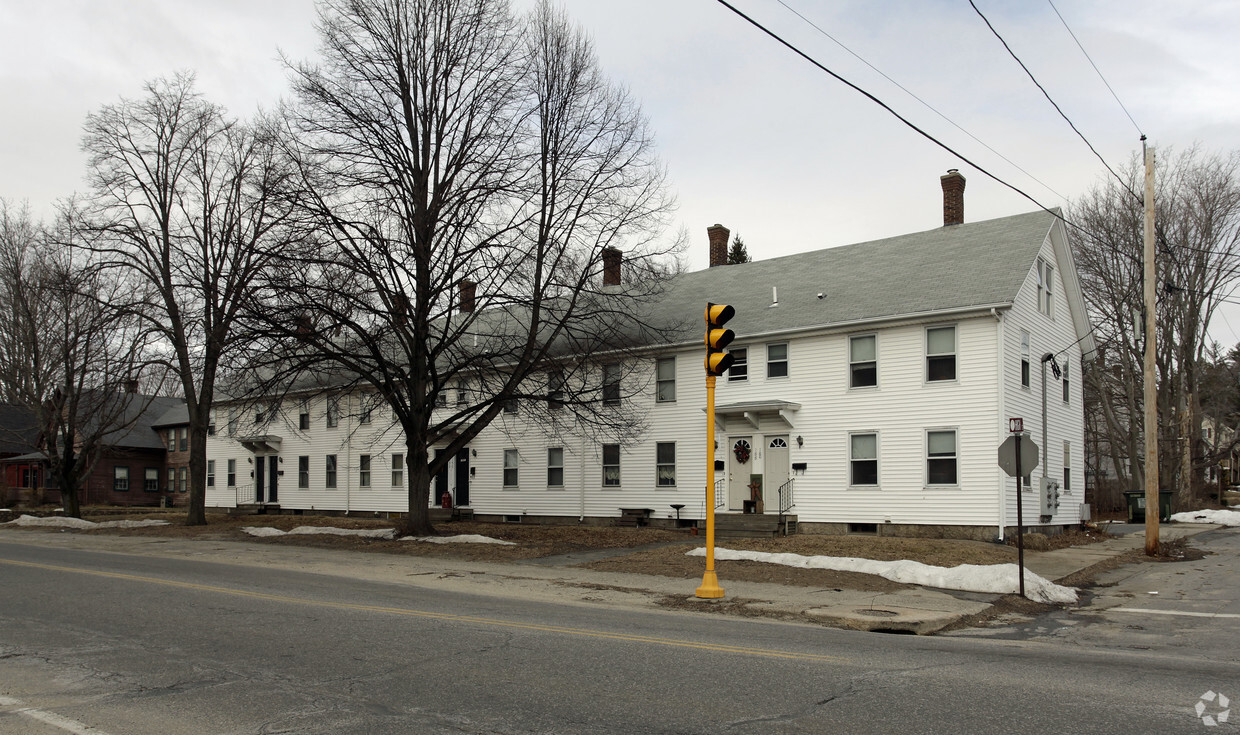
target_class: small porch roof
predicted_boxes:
[707,400,801,429]
[238,435,283,454]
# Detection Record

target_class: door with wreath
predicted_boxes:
[727,437,753,510]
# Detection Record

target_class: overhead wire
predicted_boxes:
[966,0,1141,205]
[1045,0,1144,137]
[772,0,1067,202]
[711,0,1091,239]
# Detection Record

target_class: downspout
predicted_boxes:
[579,423,587,522]
[345,394,353,515]
[994,308,1006,541]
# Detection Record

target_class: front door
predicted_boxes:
[268,455,279,503]
[727,436,753,510]
[455,448,470,506]
[766,436,790,511]
[255,457,265,503]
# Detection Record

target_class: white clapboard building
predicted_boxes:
[205,171,1095,539]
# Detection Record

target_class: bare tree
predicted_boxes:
[1073,147,1240,509]
[248,0,679,535]
[0,201,153,517]
[80,75,299,525]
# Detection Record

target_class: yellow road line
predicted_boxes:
[1,558,846,663]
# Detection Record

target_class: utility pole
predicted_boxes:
[1142,138,1160,556]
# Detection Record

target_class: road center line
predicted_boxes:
[0,557,846,663]
[1110,607,1240,619]
[0,696,114,735]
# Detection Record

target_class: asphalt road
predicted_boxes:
[1,538,1237,734]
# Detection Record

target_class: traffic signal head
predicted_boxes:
[705,302,735,376]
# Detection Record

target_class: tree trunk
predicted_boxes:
[185,418,208,526]
[401,439,433,536]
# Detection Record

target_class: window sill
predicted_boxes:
[924,484,961,490]
[848,485,880,490]
[847,385,879,392]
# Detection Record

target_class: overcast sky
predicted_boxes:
[4,0,1239,340]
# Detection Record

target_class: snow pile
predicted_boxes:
[686,547,1078,604]
[1170,509,1240,527]
[402,534,516,546]
[242,526,395,539]
[239,525,516,545]
[4,515,169,529]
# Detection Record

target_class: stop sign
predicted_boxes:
[998,434,1039,477]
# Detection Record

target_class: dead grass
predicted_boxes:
[1007,527,1113,552]
[579,534,1017,591]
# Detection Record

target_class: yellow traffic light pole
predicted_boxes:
[697,302,734,599]
[696,371,725,598]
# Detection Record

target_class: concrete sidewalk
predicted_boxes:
[0,522,1225,635]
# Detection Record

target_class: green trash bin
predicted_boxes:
[1124,490,1173,522]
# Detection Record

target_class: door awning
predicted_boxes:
[707,400,801,429]
[238,435,283,454]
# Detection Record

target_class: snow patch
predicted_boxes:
[1171,508,1240,527]
[241,527,286,537]
[402,534,516,545]
[686,547,1077,604]
[4,514,169,529]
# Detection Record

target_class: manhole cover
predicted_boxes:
[854,609,899,617]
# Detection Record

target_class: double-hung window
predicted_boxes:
[849,335,876,388]
[299,401,310,430]
[1037,258,1054,316]
[547,370,564,412]
[114,466,129,492]
[1062,358,1070,403]
[326,397,340,428]
[227,459,236,487]
[655,358,676,402]
[926,326,956,382]
[144,468,159,492]
[177,467,187,492]
[298,456,310,488]
[602,444,621,487]
[927,430,958,485]
[1020,331,1031,388]
[656,442,676,486]
[1063,441,1071,492]
[391,453,404,487]
[359,455,371,487]
[178,427,188,451]
[206,460,215,488]
[850,433,878,486]
[602,364,621,406]
[767,343,788,379]
[547,448,564,487]
[728,348,748,381]
[503,449,519,487]
[325,455,337,488]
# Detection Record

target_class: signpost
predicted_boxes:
[998,419,1039,599]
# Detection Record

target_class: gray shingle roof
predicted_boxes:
[652,209,1057,343]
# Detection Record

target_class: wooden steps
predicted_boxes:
[713,513,797,539]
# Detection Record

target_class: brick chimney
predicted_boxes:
[458,279,476,313]
[707,224,730,267]
[941,169,966,226]
[601,247,622,286]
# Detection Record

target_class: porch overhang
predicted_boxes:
[238,435,283,454]
[707,400,801,430]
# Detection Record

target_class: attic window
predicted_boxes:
[1037,258,1054,317]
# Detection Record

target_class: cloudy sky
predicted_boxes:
[4,1,1239,338]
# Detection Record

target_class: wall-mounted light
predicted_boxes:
[796,435,804,448]
[471,449,477,457]
[247,457,253,464]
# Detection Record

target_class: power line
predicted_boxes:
[773,0,1067,202]
[1045,0,1144,137]
[967,0,1141,205]
[711,0,1089,238]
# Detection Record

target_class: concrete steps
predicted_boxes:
[714,513,797,539]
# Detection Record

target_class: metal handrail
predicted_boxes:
[235,483,256,506]
[714,478,726,509]
[777,478,795,536]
